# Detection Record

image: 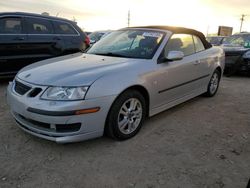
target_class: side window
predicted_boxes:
[164,34,195,57]
[26,17,53,34]
[193,35,205,52]
[53,21,77,35]
[0,17,22,34]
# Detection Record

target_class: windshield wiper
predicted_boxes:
[93,52,130,58]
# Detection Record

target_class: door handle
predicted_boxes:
[194,60,201,65]
[13,37,25,41]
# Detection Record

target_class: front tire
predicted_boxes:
[204,69,221,97]
[105,90,146,140]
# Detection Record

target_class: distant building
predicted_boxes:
[218,26,233,36]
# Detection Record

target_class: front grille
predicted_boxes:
[19,114,50,129]
[56,123,81,133]
[28,88,42,98]
[14,80,31,95]
[18,114,81,133]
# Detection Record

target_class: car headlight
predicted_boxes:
[41,86,89,101]
[243,50,250,59]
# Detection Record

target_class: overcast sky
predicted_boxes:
[1,0,250,35]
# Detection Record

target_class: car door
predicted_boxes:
[25,17,64,63]
[0,16,28,74]
[153,34,204,107]
[192,35,211,88]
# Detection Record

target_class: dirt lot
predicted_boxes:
[0,76,250,188]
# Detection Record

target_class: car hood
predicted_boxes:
[17,53,138,86]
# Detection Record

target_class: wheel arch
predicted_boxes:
[112,85,150,116]
[124,85,150,116]
[104,84,150,137]
[215,66,222,78]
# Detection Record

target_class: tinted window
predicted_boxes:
[53,21,77,34]
[193,36,205,52]
[26,17,53,34]
[0,17,22,34]
[223,34,250,47]
[165,34,195,56]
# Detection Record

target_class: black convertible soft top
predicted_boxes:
[127,25,212,49]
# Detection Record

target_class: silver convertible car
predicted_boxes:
[7,26,225,143]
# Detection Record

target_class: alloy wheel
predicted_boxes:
[209,72,219,95]
[117,98,143,135]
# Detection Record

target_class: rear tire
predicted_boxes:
[105,90,146,140]
[204,69,221,97]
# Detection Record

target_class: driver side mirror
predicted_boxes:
[166,51,184,61]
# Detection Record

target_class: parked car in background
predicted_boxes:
[88,30,113,45]
[206,36,227,46]
[0,12,90,77]
[7,26,224,143]
[221,32,250,75]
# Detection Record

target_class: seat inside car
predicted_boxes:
[13,25,21,33]
[35,26,42,32]
[136,37,158,56]
[167,38,183,51]
[164,38,183,56]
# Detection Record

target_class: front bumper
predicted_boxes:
[225,58,250,72]
[7,79,116,143]
[225,51,250,72]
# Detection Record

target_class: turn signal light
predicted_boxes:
[75,107,100,115]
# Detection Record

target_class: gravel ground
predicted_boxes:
[0,76,250,188]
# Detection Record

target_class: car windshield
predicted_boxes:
[222,34,250,47]
[87,29,165,59]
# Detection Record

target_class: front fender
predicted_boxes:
[85,70,149,99]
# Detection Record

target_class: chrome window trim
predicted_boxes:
[0,14,80,36]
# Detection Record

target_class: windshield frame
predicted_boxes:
[86,28,166,59]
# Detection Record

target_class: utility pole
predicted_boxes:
[240,14,246,32]
[127,10,130,27]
